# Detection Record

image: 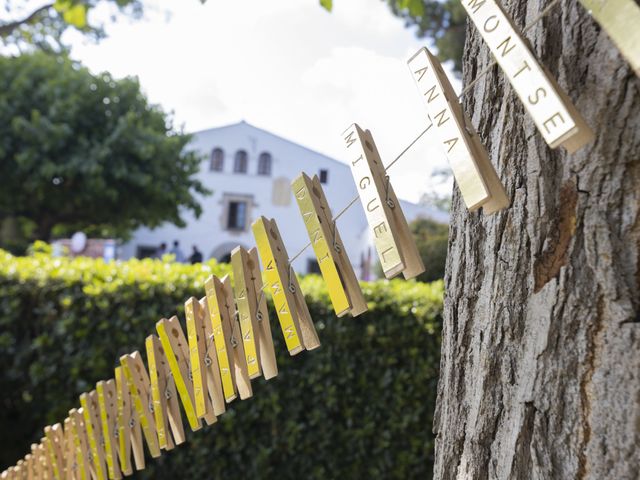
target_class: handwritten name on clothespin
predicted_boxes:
[145,334,185,451]
[578,0,640,77]
[119,353,161,459]
[408,47,509,214]
[115,366,143,473]
[292,173,367,317]
[185,297,225,421]
[460,0,594,152]
[155,317,202,431]
[252,216,321,354]
[68,409,91,480]
[342,124,425,278]
[96,380,122,480]
[204,275,252,402]
[231,247,279,380]
[80,391,108,480]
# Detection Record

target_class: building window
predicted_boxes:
[227,200,248,230]
[234,150,248,173]
[257,152,272,176]
[210,147,224,172]
[307,259,321,274]
[319,169,329,184]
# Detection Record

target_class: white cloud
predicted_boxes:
[65,0,460,202]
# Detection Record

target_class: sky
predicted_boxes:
[64,0,459,203]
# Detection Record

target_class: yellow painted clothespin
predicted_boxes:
[292,173,368,317]
[231,247,278,380]
[203,275,252,403]
[44,423,66,480]
[185,297,225,422]
[114,366,143,473]
[342,124,425,279]
[459,0,593,152]
[252,216,321,354]
[407,47,509,214]
[119,353,161,459]
[156,316,203,430]
[145,334,185,451]
[79,391,107,480]
[69,409,91,480]
[96,380,122,480]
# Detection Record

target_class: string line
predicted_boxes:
[287,0,565,268]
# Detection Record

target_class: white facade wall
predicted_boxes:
[121,121,447,278]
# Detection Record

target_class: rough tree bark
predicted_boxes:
[434,2,640,479]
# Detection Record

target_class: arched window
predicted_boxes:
[234,150,248,173]
[257,152,272,175]
[210,147,224,172]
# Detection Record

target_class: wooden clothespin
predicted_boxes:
[292,173,368,317]
[61,418,74,480]
[247,248,278,378]
[185,297,225,421]
[196,297,228,412]
[231,247,278,380]
[156,316,203,430]
[145,334,185,451]
[341,124,425,279]
[119,353,161,459]
[79,391,107,480]
[29,445,43,480]
[458,0,593,152]
[96,380,121,480]
[37,440,53,480]
[407,47,509,214]
[44,423,66,480]
[252,216,321,354]
[114,366,143,473]
[68,409,91,480]
[24,454,33,480]
[203,275,252,402]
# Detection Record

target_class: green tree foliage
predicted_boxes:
[0,0,141,50]
[0,52,208,241]
[411,218,449,282]
[321,0,466,73]
[386,0,467,72]
[0,248,443,478]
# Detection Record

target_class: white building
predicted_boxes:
[121,121,447,279]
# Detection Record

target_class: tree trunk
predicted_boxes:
[435,2,640,479]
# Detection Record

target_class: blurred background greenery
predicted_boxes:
[0,246,443,478]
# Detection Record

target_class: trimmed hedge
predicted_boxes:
[0,246,442,478]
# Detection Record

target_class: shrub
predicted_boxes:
[0,249,442,478]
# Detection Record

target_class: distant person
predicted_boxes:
[155,242,167,258]
[189,245,203,264]
[170,240,185,263]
